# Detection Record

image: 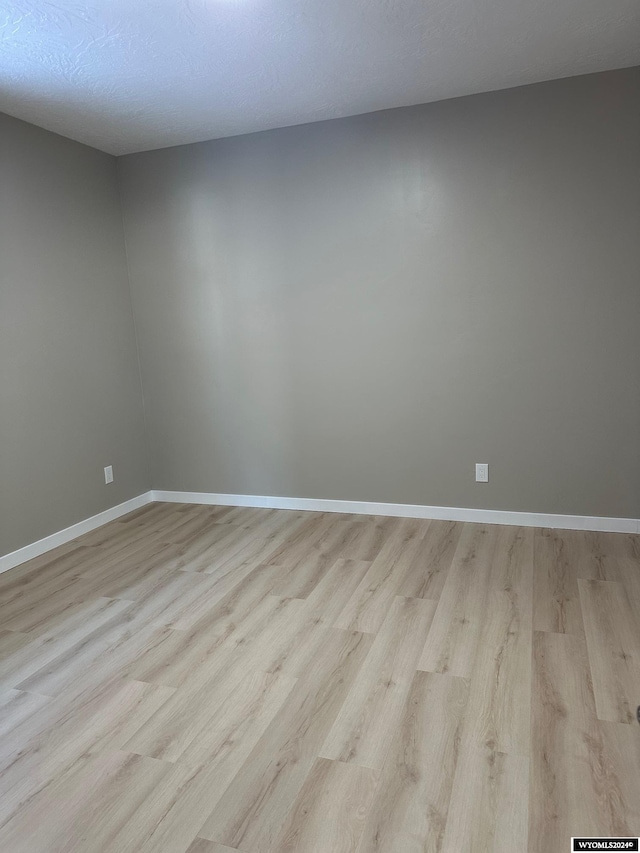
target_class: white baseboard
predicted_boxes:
[0,492,154,575]
[151,490,640,534]
[3,488,637,576]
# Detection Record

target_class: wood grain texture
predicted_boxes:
[273,758,379,853]
[529,631,638,852]
[320,595,437,769]
[418,523,497,676]
[356,670,469,853]
[533,527,584,634]
[333,518,428,633]
[1,502,638,852]
[396,519,462,600]
[186,841,238,853]
[0,750,192,853]
[462,526,534,756]
[578,578,640,723]
[198,628,373,853]
[440,743,529,853]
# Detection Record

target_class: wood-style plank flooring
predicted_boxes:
[1,502,639,852]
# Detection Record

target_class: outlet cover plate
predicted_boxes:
[475,463,489,483]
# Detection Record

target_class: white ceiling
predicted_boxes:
[1,0,639,155]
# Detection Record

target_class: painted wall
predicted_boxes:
[117,67,639,519]
[0,113,149,556]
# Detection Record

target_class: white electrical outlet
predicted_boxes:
[475,463,489,483]
[104,465,114,484]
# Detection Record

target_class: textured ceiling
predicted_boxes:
[1,0,639,155]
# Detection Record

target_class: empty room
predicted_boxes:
[1,1,639,851]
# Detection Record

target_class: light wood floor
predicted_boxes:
[1,503,639,852]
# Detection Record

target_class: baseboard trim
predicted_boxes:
[3,488,636,575]
[151,490,640,534]
[0,492,154,575]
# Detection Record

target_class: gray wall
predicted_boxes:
[118,67,639,519]
[0,113,149,556]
